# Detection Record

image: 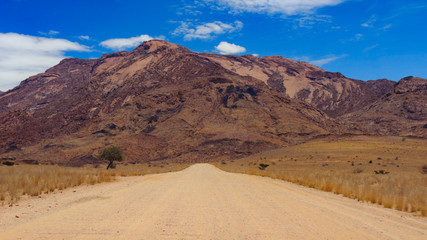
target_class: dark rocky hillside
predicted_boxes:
[0,40,341,164]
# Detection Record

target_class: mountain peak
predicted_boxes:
[395,76,427,94]
[134,40,190,54]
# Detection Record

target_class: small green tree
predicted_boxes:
[98,146,123,170]
[258,163,269,170]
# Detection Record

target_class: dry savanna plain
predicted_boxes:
[215,135,427,216]
[0,135,426,239]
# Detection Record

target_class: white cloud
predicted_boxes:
[79,35,90,40]
[38,30,60,36]
[295,54,347,66]
[363,44,379,52]
[252,53,259,57]
[354,33,363,40]
[294,14,332,28]
[362,15,376,27]
[215,41,246,55]
[0,32,89,91]
[176,5,203,15]
[174,20,243,40]
[310,55,347,66]
[202,0,346,15]
[100,34,164,51]
[379,24,392,31]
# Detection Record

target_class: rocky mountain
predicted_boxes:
[0,40,424,165]
[202,54,396,117]
[0,40,341,164]
[341,76,427,137]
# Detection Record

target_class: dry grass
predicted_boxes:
[0,163,189,204]
[215,136,427,216]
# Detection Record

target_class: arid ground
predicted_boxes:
[215,136,427,215]
[1,164,426,240]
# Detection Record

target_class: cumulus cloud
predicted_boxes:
[174,20,243,40]
[215,41,246,55]
[100,34,164,51]
[202,0,345,15]
[0,32,90,91]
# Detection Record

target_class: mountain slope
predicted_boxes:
[0,40,339,164]
[202,53,395,117]
[340,76,427,137]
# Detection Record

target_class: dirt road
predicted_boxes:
[1,164,426,239]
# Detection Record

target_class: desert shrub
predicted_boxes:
[258,163,269,170]
[98,146,123,170]
[374,170,389,174]
[2,161,14,166]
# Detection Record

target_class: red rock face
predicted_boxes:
[0,40,424,164]
[0,40,342,164]
[202,54,396,117]
[394,76,427,94]
[340,77,427,137]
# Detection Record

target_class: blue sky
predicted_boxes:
[0,0,426,91]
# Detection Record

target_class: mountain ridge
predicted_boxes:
[0,40,424,164]
[0,40,341,164]
[340,76,427,137]
[201,52,396,117]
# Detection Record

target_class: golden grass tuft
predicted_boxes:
[0,163,188,204]
[215,136,427,216]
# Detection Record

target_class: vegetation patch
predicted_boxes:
[214,136,427,216]
[0,163,189,204]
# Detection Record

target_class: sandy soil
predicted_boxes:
[1,164,426,240]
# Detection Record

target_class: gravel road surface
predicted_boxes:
[1,164,426,239]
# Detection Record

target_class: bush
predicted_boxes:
[258,163,269,170]
[98,146,123,170]
[374,170,389,174]
[2,161,14,166]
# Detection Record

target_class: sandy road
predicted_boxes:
[1,164,426,240]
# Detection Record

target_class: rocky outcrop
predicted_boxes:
[202,54,396,117]
[394,76,427,94]
[340,77,427,137]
